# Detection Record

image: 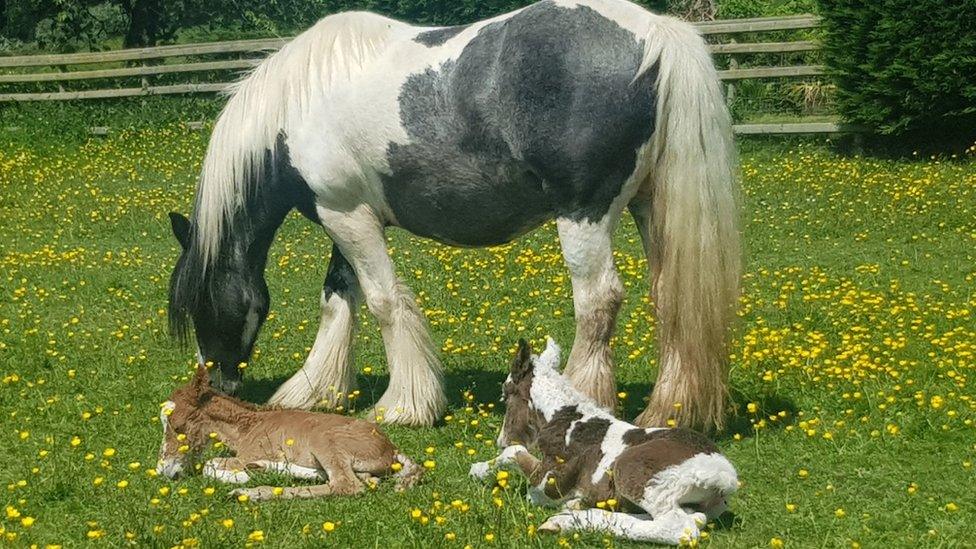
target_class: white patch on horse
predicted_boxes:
[269,287,357,409]
[528,340,612,421]
[251,460,324,480]
[539,508,697,545]
[591,420,635,483]
[202,461,251,484]
[642,452,738,519]
[564,418,584,446]
[155,401,178,477]
[194,11,408,265]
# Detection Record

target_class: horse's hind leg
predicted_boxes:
[269,243,360,410]
[539,509,698,545]
[556,215,624,412]
[229,456,365,502]
[316,204,445,426]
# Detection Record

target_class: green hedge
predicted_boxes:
[819,0,976,144]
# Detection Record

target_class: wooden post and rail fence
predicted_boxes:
[0,14,861,135]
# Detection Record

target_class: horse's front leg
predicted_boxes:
[556,216,624,412]
[469,444,541,480]
[203,457,251,484]
[269,243,360,410]
[317,204,445,426]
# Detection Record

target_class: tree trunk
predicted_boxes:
[123,0,162,48]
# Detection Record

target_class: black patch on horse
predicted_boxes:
[322,243,356,299]
[538,405,583,455]
[414,25,469,46]
[383,1,657,246]
[567,416,613,448]
[622,428,719,455]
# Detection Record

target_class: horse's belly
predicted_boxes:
[382,161,552,247]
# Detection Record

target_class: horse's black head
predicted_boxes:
[167,212,269,393]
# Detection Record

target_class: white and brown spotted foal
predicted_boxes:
[156,366,423,500]
[470,339,738,545]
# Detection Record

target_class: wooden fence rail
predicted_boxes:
[1,14,849,134]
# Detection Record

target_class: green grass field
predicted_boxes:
[1,126,974,548]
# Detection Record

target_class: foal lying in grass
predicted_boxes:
[470,339,738,545]
[156,366,423,500]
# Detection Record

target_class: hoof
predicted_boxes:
[538,513,573,533]
[468,462,491,480]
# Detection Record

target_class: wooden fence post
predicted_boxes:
[726,38,737,108]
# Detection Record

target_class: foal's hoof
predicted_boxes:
[229,487,273,502]
[468,461,491,480]
[538,512,573,533]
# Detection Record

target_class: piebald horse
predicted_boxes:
[470,338,737,544]
[167,0,740,428]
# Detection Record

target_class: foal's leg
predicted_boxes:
[556,216,624,411]
[203,457,251,484]
[468,444,540,480]
[316,204,445,426]
[269,244,360,410]
[229,456,364,502]
[539,509,699,545]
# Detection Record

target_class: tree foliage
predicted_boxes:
[820,0,976,144]
[2,0,671,51]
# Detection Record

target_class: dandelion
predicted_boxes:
[322,521,336,532]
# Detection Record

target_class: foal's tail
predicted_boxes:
[392,453,425,492]
[633,16,740,431]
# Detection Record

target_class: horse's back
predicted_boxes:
[364,0,659,246]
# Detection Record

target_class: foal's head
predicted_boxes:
[497,338,562,448]
[167,212,270,393]
[156,366,220,478]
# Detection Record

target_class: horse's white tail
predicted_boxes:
[634,16,740,431]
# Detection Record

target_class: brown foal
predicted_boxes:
[156,366,422,501]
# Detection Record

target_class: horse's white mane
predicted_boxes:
[194,12,402,266]
[530,338,614,420]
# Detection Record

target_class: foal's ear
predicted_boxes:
[191,364,211,395]
[511,338,533,379]
[169,212,191,250]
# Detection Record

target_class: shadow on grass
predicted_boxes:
[235,369,797,442]
[235,367,509,417]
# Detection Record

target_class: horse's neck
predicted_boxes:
[227,139,313,263]
[199,396,259,447]
[532,370,610,421]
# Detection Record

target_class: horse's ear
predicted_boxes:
[169,212,191,250]
[511,338,533,380]
[191,364,211,395]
